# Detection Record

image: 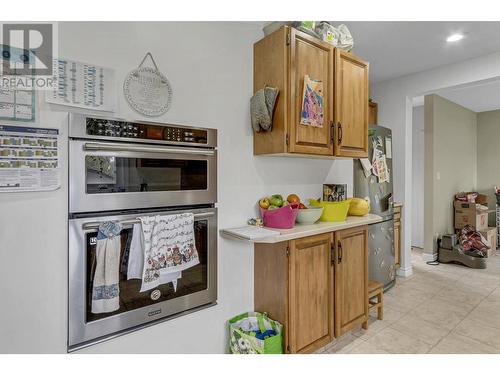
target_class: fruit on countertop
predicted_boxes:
[259,197,270,209]
[269,194,284,208]
[259,193,302,210]
[348,197,370,216]
[298,203,307,209]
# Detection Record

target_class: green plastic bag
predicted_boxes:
[228,312,283,354]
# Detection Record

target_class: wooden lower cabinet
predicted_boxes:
[334,226,369,336]
[289,233,333,353]
[254,227,368,354]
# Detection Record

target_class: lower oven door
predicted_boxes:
[69,140,217,213]
[68,207,217,350]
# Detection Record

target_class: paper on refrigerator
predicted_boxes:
[359,158,372,178]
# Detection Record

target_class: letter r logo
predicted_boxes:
[2,23,53,76]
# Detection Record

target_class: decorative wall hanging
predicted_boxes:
[123,53,173,117]
[46,58,116,112]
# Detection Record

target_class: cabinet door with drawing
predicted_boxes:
[289,29,334,156]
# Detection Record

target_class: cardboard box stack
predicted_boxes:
[454,193,489,231]
[454,192,497,256]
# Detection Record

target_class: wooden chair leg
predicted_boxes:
[377,292,383,320]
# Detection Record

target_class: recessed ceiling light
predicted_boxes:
[446,33,464,42]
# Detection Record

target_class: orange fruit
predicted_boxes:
[287,194,300,204]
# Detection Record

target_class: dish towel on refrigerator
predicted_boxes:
[127,223,181,291]
[139,213,199,292]
[92,221,122,314]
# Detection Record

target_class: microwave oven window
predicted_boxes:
[85,220,209,323]
[85,156,208,194]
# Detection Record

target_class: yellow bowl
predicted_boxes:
[309,199,352,222]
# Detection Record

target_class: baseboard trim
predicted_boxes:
[396,265,413,277]
[422,252,438,262]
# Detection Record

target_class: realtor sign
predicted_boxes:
[1,22,57,90]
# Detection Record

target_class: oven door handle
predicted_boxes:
[81,212,215,230]
[83,142,215,156]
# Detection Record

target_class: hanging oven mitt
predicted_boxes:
[250,86,279,132]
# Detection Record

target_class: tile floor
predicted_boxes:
[316,247,500,354]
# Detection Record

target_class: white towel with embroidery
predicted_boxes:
[127,223,181,291]
[92,221,121,314]
[139,213,199,292]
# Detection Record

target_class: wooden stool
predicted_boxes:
[362,280,384,329]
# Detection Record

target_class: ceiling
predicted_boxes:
[340,22,500,83]
[413,79,500,112]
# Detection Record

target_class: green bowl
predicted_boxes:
[295,206,323,224]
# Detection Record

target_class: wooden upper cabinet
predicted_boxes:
[253,26,369,158]
[369,101,378,125]
[289,233,333,353]
[334,50,369,158]
[334,226,368,336]
[289,29,334,156]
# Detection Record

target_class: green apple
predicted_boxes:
[268,205,279,210]
[269,194,283,207]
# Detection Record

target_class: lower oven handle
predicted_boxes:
[83,142,215,156]
[81,211,215,230]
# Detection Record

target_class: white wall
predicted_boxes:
[411,106,424,248]
[371,50,500,276]
[423,95,477,258]
[0,22,353,353]
[476,110,500,226]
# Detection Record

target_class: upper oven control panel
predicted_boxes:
[85,117,208,145]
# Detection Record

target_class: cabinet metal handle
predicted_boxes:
[338,240,343,264]
[330,121,335,144]
[331,243,335,265]
[337,122,343,145]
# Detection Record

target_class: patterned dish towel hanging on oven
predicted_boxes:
[92,221,122,314]
[127,223,182,292]
[139,213,200,292]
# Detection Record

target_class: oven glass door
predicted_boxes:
[85,220,208,323]
[85,156,207,194]
[69,140,217,213]
[68,208,217,349]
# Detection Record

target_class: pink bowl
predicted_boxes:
[260,205,298,229]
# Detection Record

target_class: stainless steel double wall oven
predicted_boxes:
[68,114,218,350]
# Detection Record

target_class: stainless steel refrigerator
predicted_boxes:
[353,125,396,290]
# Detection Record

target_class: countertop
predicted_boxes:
[220,214,383,244]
